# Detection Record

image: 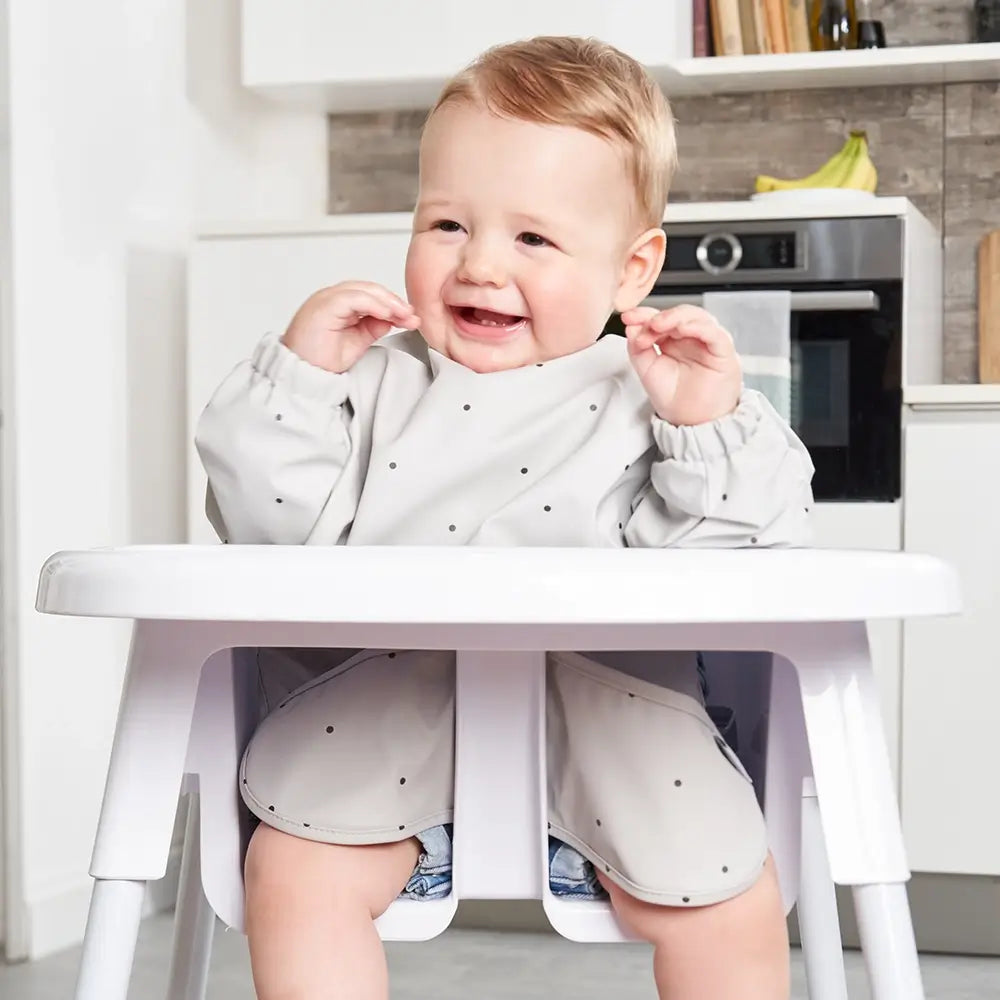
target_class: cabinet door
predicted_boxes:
[187,223,412,542]
[902,419,1000,875]
[811,503,902,783]
[242,1,692,101]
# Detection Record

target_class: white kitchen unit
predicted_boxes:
[239,2,1000,112]
[241,0,692,111]
[901,397,1000,876]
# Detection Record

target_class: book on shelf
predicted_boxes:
[763,0,790,53]
[696,0,814,57]
[710,0,745,56]
[753,0,773,52]
[738,0,762,53]
[786,0,812,52]
[693,0,711,56]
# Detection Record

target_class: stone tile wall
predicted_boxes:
[327,3,998,381]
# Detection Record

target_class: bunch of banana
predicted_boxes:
[755,130,878,194]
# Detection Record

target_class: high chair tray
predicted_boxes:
[36,545,960,624]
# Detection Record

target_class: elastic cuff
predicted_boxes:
[652,389,766,463]
[251,333,351,405]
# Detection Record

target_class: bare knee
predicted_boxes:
[245,822,421,920]
[600,853,787,947]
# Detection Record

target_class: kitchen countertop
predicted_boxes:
[194,198,922,240]
[905,384,1000,409]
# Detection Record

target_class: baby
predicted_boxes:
[196,35,814,1000]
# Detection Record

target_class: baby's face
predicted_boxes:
[406,102,651,373]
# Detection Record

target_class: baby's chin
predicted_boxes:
[450,344,537,374]
[420,326,542,373]
[418,322,602,373]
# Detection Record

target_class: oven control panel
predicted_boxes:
[665,231,798,275]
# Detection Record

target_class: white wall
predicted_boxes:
[0,0,326,959]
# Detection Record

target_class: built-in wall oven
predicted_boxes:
[606,215,908,502]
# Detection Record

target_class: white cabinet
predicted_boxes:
[902,412,1000,875]
[241,1,693,110]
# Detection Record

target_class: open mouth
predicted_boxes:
[450,305,527,338]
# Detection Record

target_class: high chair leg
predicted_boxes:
[776,621,924,1000]
[798,778,849,1000]
[166,793,215,1000]
[75,879,146,1000]
[853,884,923,1000]
[76,619,223,1000]
[90,620,220,879]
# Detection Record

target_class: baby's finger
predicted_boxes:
[624,305,701,348]
[331,283,416,324]
[343,281,415,315]
[329,289,415,328]
[666,319,734,358]
[638,316,733,359]
[619,305,660,326]
[357,315,395,341]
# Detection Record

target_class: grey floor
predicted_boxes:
[3,914,1000,999]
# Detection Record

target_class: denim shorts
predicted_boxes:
[401,824,607,901]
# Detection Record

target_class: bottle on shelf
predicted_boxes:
[809,0,858,50]
[855,0,886,47]
[975,0,1000,42]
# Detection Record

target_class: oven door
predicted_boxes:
[604,282,902,501]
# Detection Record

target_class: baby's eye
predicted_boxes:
[434,220,463,233]
[518,232,550,247]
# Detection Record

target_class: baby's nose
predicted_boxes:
[458,242,507,287]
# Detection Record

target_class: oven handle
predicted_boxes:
[642,290,881,312]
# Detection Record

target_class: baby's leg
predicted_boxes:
[244,823,420,1000]
[599,854,790,1000]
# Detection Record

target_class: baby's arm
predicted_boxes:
[195,335,368,545]
[624,390,814,549]
[196,281,415,545]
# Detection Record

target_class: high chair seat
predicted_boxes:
[36,546,960,1000]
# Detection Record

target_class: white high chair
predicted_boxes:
[35,545,960,1000]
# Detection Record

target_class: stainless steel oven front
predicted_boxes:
[604,216,905,502]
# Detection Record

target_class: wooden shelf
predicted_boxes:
[247,43,1000,112]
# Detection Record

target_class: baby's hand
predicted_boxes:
[622,305,742,426]
[282,282,420,373]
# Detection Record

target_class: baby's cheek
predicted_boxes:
[404,240,441,304]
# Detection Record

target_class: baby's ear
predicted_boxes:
[613,227,666,313]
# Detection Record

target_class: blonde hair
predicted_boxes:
[427,36,677,229]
